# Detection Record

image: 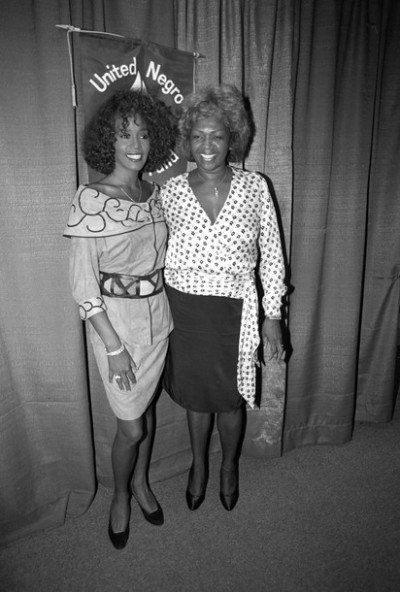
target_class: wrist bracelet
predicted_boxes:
[265,315,281,320]
[106,344,125,356]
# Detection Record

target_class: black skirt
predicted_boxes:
[164,286,244,413]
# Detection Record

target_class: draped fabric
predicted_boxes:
[1,0,398,545]
[355,1,400,422]
[284,0,400,450]
[0,1,96,545]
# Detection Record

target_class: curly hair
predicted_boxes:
[82,90,178,174]
[178,84,253,163]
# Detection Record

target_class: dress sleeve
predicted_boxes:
[257,175,286,318]
[69,237,107,320]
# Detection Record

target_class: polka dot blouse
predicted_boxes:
[160,166,286,407]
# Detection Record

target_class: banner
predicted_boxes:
[62,27,196,184]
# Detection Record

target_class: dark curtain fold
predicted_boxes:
[1,0,398,545]
[285,0,399,450]
[355,0,400,422]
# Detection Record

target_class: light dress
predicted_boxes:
[160,166,286,409]
[64,184,172,420]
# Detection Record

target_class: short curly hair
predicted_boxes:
[178,84,253,163]
[82,90,178,174]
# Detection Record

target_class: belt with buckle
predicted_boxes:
[99,269,163,299]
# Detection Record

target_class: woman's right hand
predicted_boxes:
[88,310,137,390]
[108,347,137,391]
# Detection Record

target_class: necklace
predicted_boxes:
[196,167,229,198]
[120,181,142,203]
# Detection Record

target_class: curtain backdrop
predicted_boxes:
[284,0,400,450]
[1,0,399,545]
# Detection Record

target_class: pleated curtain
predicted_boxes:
[284,0,400,450]
[0,0,398,545]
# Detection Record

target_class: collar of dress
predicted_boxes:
[64,185,163,238]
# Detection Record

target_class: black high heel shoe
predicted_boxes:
[220,465,239,511]
[132,490,164,526]
[186,465,207,511]
[108,492,131,549]
[108,520,130,550]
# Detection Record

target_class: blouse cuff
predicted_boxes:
[78,297,107,321]
[262,298,282,320]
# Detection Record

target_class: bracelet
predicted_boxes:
[265,315,281,320]
[106,344,125,356]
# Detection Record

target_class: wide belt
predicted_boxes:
[99,269,163,299]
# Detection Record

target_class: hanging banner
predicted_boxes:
[60,27,196,184]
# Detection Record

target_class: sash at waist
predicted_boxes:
[165,270,260,408]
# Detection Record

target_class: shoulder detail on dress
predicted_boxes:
[63,185,164,238]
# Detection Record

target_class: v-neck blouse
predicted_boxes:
[160,166,286,407]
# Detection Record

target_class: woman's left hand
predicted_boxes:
[262,318,285,362]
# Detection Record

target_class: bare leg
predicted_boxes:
[217,404,245,497]
[186,409,213,494]
[110,415,144,532]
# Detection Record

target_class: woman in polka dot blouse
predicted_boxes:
[161,84,286,512]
